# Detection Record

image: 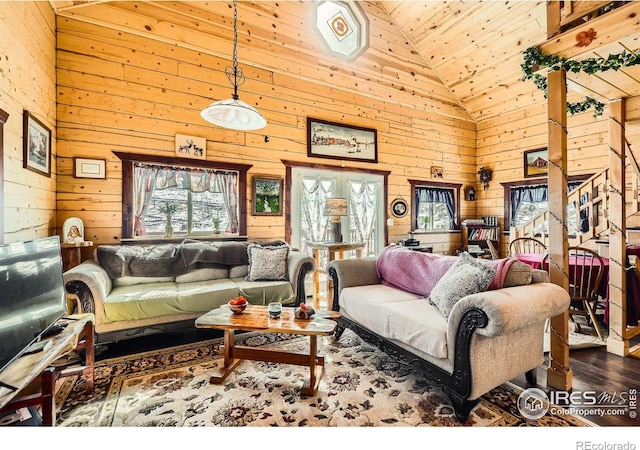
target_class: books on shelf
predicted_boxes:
[466,227,498,240]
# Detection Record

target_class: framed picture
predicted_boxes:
[307,117,377,163]
[23,110,51,177]
[252,175,283,216]
[175,134,206,160]
[524,148,548,178]
[391,198,408,218]
[74,157,106,179]
[62,217,85,244]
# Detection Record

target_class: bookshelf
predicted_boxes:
[462,223,499,258]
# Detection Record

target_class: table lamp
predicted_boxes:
[324,198,348,243]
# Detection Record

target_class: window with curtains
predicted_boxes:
[409,180,461,231]
[503,176,591,235]
[133,163,239,236]
[115,152,251,239]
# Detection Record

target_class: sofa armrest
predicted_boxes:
[327,257,379,310]
[287,251,316,306]
[63,260,113,317]
[447,283,570,340]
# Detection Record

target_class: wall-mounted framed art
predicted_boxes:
[524,148,548,178]
[23,110,51,177]
[175,134,206,160]
[252,175,283,216]
[74,157,106,179]
[307,117,377,163]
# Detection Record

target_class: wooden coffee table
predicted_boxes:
[195,305,340,395]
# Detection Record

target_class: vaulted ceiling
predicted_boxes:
[49,1,640,124]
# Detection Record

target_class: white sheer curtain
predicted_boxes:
[349,180,379,255]
[300,177,336,246]
[215,171,239,233]
[133,164,160,236]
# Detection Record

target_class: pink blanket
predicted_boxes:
[375,245,514,297]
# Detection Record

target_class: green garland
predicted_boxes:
[521,46,640,117]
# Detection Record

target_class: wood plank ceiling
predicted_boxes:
[49,1,640,124]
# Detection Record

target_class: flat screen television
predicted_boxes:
[0,236,67,376]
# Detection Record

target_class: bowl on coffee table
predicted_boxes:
[228,297,248,314]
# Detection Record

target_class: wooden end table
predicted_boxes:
[307,241,365,310]
[195,305,340,396]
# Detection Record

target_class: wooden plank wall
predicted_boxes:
[0,2,58,244]
[55,16,477,253]
[476,94,611,256]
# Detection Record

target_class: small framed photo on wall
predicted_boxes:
[524,148,548,178]
[23,110,51,177]
[74,157,106,179]
[252,175,283,216]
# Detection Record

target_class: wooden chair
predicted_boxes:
[509,237,547,256]
[542,246,605,340]
[486,239,499,260]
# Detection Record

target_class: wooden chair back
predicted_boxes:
[509,237,547,256]
[486,239,499,260]
[541,246,605,340]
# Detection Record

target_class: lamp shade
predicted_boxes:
[200,97,267,131]
[324,198,348,216]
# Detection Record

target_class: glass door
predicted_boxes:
[291,167,384,257]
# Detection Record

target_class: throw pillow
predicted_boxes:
[503,259,533,287]
[428,252,495,319]
[246,243,290,281]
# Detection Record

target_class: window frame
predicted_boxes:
[408,179,461,232]
[501,174,592,232]
[114,152,252,239]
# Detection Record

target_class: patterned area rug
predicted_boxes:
[55,329,592,427]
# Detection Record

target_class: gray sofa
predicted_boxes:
[327,248,570,422]
[64,240,315,346]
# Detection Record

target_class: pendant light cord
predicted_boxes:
[226,0,245,99]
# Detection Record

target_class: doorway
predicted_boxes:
[289,166,386,307]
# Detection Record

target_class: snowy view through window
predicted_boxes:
[144,188,229,235]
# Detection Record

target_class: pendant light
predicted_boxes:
[200,0,266,131]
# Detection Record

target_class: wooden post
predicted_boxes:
[546,1,561,39]
[607,99,629,356]
[546,69,572,391]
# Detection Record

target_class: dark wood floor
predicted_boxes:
[511,337,640,426]
[96,326,640,427]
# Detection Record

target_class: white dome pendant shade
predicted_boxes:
[201,96,266,131]
[200,0,266,131]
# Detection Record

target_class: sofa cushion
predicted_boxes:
[503,259,533,287]
[340,284,424,336]
[233,278,294,305]
[175,267,229,284]
[176,279,240,311]
[246,243,289,281]
[381,299,448,359]
[103,282,180,323]
[428,252,495,319]
[229,265,249,279]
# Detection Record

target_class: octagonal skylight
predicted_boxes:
[314,0,369,60]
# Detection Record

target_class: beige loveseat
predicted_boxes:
[64,240,315,346]
[327,246,570,422]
